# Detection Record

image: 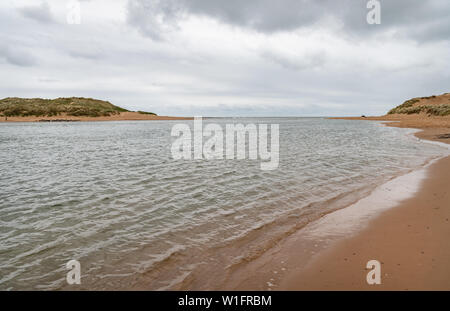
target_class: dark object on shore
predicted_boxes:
[437,134,450,139]
[39,119,80,122]
[361,115,366,118]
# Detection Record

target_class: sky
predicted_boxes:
[0,0,449,117]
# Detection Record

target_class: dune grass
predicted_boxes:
[0,97,129,117]
[387,98,420,114]
[388,97,450,116]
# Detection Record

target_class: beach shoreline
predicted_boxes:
[157,121,450,291]
[2,115,449,290]
[128,118,450,291]
[0,111,192,122]
[277,121,450,290]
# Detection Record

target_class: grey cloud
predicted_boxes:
[261,50,326,71]
[0,46,37,67]
[68,49,105,60]
[38,77,60,83]
[18,1,55,24]
[1,0,448,117]
[127,0,450,42]
[400,18,450,42]
[127,0,184,40]
[126,0,337,37]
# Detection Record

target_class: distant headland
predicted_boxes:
[330,92,450,143]
[331,92,450,125]
[0,97,191,122]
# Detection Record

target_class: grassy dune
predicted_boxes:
[388,93,450,116]
[0,97,155,118]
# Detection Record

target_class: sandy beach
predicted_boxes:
[279,118,450,290]
[0,112,192,122]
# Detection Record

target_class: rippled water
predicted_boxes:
[0,118,447,290]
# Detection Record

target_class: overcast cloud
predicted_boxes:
[17,1,55,24]
[0,0,449,116]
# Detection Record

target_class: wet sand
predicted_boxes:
[279,122,450,290]
[0,111,192,122]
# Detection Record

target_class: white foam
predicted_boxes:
[416,137,450,150]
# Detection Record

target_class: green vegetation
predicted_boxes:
[137,110,156,115]
[423,104,450,116]
[388,99,450,116]
[0,97,129,117]
[387,98,420,114]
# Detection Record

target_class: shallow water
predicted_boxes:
[0,118,446,290]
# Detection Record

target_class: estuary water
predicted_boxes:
[0,118,447,290]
